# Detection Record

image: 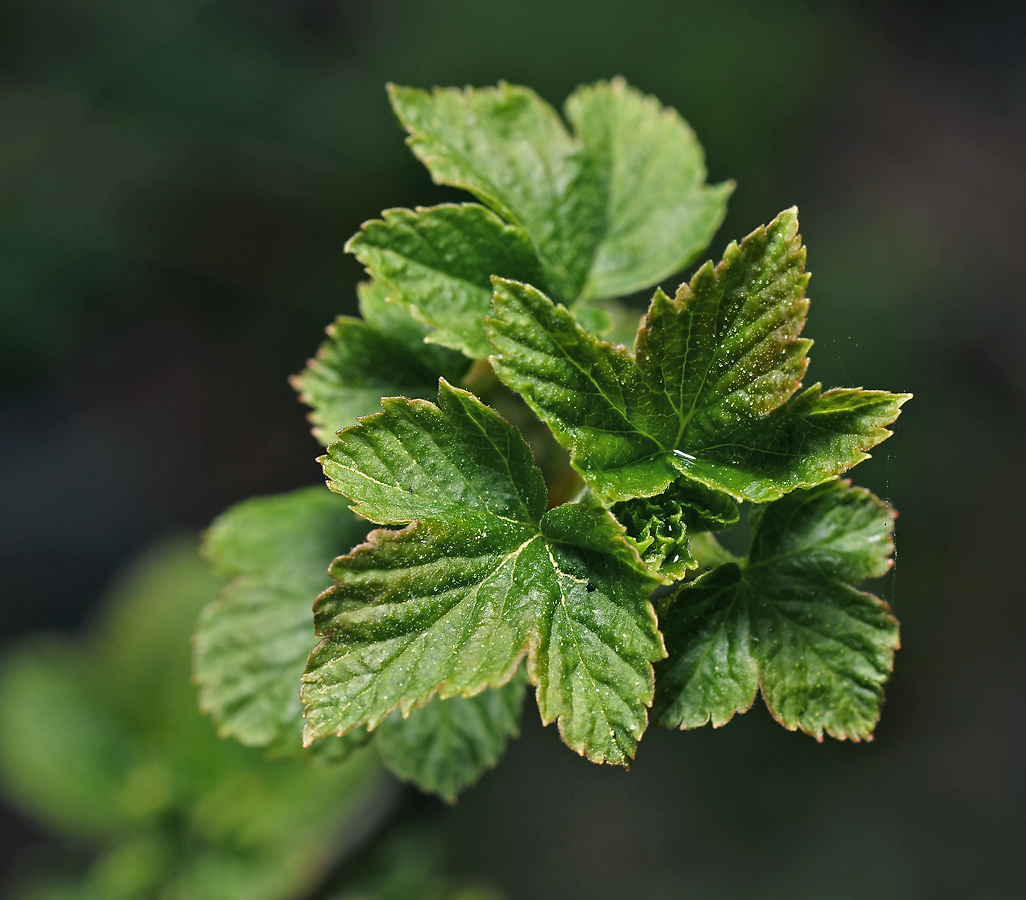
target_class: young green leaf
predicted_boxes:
[387,80,730,305]
[612,478,740,581]
[375,670,527,803]
[565,76,734,300]
[346,204,547,359]
[388,82,602,302]
[654,480,900,741]
[292,280,469,445]
[487,209,910,504]
[304,379,664,765]
[195,487,372,758]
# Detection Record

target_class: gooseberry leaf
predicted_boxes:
[195,486,372,759]
[303,379,664,765]
[487,208,910,504]
[564,76,734,300]
[346,204,547,359]
[292,280,469,445]
[387,79,730,304]
[375,669,528,802]
[388,82,602,302]
[654,479,900,741]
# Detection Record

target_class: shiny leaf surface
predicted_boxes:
[487,209,910,504]
[304,380,663,765]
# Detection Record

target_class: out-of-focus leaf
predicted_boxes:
[375,670,527,802]
[0,643,132,836]
[329,833,505,900]
[590,299,644,347]
[0,540,386,900]
[194,487,372,758]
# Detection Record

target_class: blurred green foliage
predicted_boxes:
[330,833,502,900]
[0,539,386,900]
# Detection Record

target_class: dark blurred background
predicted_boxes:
[2,0,1024,897]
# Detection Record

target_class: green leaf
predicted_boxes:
[194,487,372,758]
[292,280,469,445]
[388,82,602,302]
[388,80,729,305]
[654,480,900,741]
[565,77,734,300]
[667,384,912,502]
[375,670,527,802]
[346,204,547,359]
[686,531,743,573]
[305,380,664,765]
[487,209,910,504]
[612,478,739,581]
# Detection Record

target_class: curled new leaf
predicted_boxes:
[613,478,740,581]
[303,380,664,765]
[654,480,900,741]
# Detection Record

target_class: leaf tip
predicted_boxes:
[300,724,316,749]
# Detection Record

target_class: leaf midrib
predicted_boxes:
[523,304,667,454]
[329,531,541,726]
